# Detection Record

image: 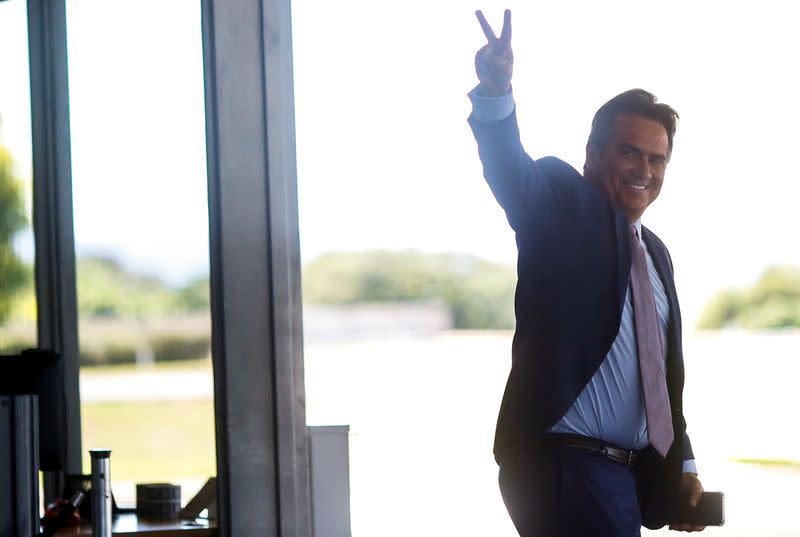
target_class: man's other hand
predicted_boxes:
[669,472,706,532]
[474,9,513,97]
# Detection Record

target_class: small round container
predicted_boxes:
[136,483,181,519]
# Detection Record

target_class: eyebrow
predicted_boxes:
[619,143,641,155]
[619,143,667,161]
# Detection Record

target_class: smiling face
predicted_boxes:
[584,113,670,222]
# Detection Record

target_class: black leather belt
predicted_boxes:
[545,434,641,468]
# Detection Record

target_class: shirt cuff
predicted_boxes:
[468,85,515,124]
[682,459,698,475]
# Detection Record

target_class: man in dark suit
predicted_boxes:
[469,10,705,536]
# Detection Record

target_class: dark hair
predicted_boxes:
[587,89,679,159]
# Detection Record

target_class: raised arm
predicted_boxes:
[470,10,541,231]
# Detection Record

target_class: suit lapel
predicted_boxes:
[614,210,631,320]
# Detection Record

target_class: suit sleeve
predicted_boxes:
[663,249,697,470]
[682,422,696,474]
[683,428,694,460]
[468,108,561,232]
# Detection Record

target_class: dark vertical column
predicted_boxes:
[201,0,310,535]
[27,0,82,496]
[0,395,40,537]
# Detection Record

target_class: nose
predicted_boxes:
[639,157,652,180]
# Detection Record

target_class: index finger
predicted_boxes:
[475,10,497,42]
[499,9,512,46]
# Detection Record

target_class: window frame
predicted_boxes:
[25,0,310,534]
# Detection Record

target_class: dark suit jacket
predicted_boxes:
[469,110,693,529]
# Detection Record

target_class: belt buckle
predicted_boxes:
[626,450,634,467]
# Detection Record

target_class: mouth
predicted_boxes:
[623,181,649,191]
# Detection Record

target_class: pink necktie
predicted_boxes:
[629,225,674,457]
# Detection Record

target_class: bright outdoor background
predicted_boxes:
[1,0,799,535]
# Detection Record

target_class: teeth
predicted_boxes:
[627,184,646,190]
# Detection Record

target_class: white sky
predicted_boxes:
[1,0,799,325]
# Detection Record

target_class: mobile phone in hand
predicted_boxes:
[672,491,725,526]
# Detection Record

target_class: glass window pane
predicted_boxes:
[66,0,214,505]
[293,2,800,536]
[0,0,37,354]
[293,4,517,535]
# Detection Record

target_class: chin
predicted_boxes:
[618,206,644,222]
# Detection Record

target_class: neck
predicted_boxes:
[626,210,644,223]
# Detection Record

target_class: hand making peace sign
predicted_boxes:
[474,9,513,97]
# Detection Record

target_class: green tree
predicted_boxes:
[303,250,516,329]
[0,142,28,323]
[697,266,800,330]
[696,289,742,330]
[176,276,211,312]
[117,250,516,329]
[77,256,182,318]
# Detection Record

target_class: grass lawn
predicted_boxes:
[81,399,216,482]
[731,457,800,469]
[80,356,212,376]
